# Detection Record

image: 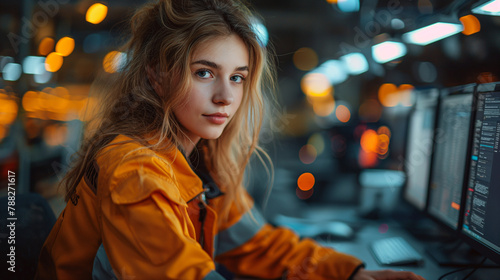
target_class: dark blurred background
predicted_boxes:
[1,0,500,278]
[1,0,499,213]
[1,0,499,212]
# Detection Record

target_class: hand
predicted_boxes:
[351,268,425,280]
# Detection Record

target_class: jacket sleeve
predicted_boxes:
[97,170,225,280]
[214,194,363,280]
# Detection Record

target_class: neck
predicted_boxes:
[179,136,200,156]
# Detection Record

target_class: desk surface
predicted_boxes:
[307,205,500,280]
[237,204,500,280]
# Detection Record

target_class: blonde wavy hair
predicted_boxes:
[62,0,277,222]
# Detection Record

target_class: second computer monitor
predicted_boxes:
[403,88,439,211]
[462,82,500,265]
[427,84,475,230]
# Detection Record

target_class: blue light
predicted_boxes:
[338,0,360,13]
[312,60,348,85]
[251,20,269,47]
[472,0,500,16]
[340,53,368,75]
[402,22,463,46]
[115,52,127,72]
[23,56,45,74]
[3,63,22,81]
[391,18,405,30]
[371,41,407,64]
[34,68,53,84]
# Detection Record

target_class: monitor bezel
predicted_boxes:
[459,82,500,265]
[424,83,476,236]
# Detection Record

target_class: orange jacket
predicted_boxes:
[36,134,363,280]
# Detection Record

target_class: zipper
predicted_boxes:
[197,188,209,249]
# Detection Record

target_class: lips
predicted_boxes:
[203,112,228,125]
[204,113,228,118]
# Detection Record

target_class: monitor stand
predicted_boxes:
[426,241,497,267]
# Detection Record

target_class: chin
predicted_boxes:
[200,130,224,140]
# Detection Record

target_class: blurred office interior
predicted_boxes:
[1,0,500,278]
[2,0,499,214]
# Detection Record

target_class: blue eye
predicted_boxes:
[231,75,245,83]
[195,69,213,79]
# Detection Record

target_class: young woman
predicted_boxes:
[36,0,424,279]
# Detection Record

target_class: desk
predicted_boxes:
[234,202,500,280]
[305,205,500,280]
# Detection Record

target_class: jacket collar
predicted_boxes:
[157,144,205,203]
[110,134,204,203]
[114,134,223,204]
[188,148,225,201]
[150,137,224,203]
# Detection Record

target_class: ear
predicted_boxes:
[146,65,163,96]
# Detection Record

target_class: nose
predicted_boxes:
[212,80,234,106]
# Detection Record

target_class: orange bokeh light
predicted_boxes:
[377,126,391,138]
[86,3,108,24]
[103,51,122,73]
[39,37,55,56]
[378,83,414,107]
[335,104,351,123]
[376,126,391,156]
[308,93,335,117]
[378,83,399,107]
[460,15,480,36]
[0,99,18,125]
[399,84,414,91]
[0,125,6,140]
[297,172,315,191]
[312,99,335,116]
[399,84,414,106]
[477,72,498,84]
[359,149,379,168]
[22,89,93,121]
[55,37,75,57]
[22,91,41,112]
[45,52,63,72]
[378,134,390,154]
[301,73,332,97]
[293,47,318,71]
[43,124,68,146]
[360,129,379,153]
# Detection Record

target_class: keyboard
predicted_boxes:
[370,237,424,266]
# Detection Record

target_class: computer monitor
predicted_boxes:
[427,84,475,230]
[461,82,500,265]
[403,88,439,211]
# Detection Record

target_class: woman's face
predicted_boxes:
[173,34,249,145]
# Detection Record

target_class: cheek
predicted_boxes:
[176,88,200,112]
[173,98,195,122]
[172,106,184,125]
[234,89,245,111]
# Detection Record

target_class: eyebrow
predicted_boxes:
[191,60,248,72]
